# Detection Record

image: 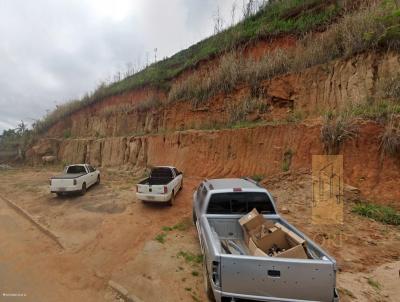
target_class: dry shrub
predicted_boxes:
[321,113,358,154]
[249,49,291,81]
[379,73,400,99]
[100,104,135,117]
[169,3,393,106]
[227,96,264,123]
[136,96,162,112]
[215,53,245,93]
[380,117,400,158]
[332,6,383,57]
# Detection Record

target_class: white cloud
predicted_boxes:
[0,0,238,132]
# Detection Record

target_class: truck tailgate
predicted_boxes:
[220,255,335,301]
[52,178,74,187]
[137,184,166,194]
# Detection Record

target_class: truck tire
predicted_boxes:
[167,190,175,206]
[80,183,87,195]
[203,260,216,302]
[96,175,100,185]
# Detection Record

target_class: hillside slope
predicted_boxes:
[27,0,400,207]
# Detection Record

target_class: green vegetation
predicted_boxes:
[63,129,72,139]
[162,217,191,232]
[191,271,199,277]
[154,232,167,244]
[352,202,400,225]
[367,277,382,291]
[250,174,264,182]
[191,294,201,302]
[338,288,356,299]
[345,100,400,122]
[177,251,203,265]
[0,121,33,160]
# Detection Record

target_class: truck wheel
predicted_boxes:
[168,190,175,206]
[80,183,87,195]
[203,260,216,302]
[96,175,100,185]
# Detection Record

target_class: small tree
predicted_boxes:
[213,6,224,34]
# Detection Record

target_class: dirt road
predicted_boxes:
[0,193,105,302]
[0,167,398,302]
[0,167,206,302]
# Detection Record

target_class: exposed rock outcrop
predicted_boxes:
[27,122,400,208]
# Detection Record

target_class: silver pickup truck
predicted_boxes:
[193,178,339,302]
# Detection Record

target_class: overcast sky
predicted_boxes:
[0,0,243,132]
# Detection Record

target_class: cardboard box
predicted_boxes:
[253,244,308,259]
[249,228,309,259]
[239,208,275,244]
[239,208,265,232]
[251,222,277,240]
[274,223,305,246]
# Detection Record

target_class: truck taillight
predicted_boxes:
[73,179,77,185]
[163,186,168,194]
[212,261,220,287]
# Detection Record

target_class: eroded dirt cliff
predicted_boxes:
[44,51,400,139]
[28,120,400,208]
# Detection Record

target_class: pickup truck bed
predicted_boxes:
[194,178,338,302]
[138,178,172,186]
[204,215,337,302]
[51,173,86,179]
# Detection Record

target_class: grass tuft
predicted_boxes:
[321,113,357,155]
[380,117,400,159]
[250,174,264,182]
[155,232,167,244]
[352,202,400,225]
[177,251,203,265]
[367,277,381,291]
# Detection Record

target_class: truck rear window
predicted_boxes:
[67,166,86,174]
[207,192,275,214]
[151,168,173,179]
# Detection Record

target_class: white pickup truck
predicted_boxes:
[136,166,183,206]
[50,164,100,196]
